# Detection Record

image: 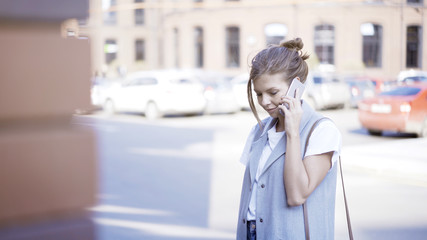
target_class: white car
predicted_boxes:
[193,70,240,114]
[102,70,207,119]
[231,73,264,112]
[303,73,351,110]
[231,73,250,111]
[397,70,427,85]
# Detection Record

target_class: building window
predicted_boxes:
[265,23,287,46]
[407,0,423,4]
[407,26,422,68]
[314,24,335,65]
[194,27,204,68]
[226,26,240,68]
[102,0,117,25]
[77,18,87,26]
[135,39,145,61]
[135,0,145,25]
[361,23,382,68]
[174,28,180,68]
[105,39,117,64]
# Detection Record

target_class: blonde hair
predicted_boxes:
[247,37,310,127]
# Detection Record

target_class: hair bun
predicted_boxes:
[279,38,309,60]
[280,38,304,51]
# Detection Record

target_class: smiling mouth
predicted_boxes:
[266,107,277,113]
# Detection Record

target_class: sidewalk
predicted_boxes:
[341,137,427,187]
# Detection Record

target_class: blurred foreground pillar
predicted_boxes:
[0,1,97,239]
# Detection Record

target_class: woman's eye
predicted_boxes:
[256,93,262,97]
[271,91,278,95]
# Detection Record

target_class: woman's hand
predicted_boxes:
[278,88,303,137]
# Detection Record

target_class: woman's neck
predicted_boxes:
[275,118,285,132]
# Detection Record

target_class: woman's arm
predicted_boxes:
[279,93,334,206]
[284,135,332,206]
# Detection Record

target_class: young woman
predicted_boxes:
[236,38,341,240]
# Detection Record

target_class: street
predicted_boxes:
[74,108,427,240]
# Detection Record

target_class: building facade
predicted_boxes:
[78,0,427,79]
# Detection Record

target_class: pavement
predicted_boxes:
[75,111,427,240]
[341,137,427,188]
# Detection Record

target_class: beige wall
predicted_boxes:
[80,0,162,78]
[81,0,427,79]
[162,0,427,79]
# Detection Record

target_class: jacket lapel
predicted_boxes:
[249,133,267,185]
[258,134,286,177]
[248,118,276,185]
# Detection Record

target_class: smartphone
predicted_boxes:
[279,78,305,115]
[286,78,305,99]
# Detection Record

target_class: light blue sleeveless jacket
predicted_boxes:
[236,101,337,240]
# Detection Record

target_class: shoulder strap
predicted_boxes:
[302,117,354,240]
[339,156,354,240]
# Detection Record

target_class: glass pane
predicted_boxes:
[362,23,382,67]
[380,87,421,96]
[226,27,240,67]
[314,24,334,64]
[406,26,421,68]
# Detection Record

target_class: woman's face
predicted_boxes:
[253,73,290,118]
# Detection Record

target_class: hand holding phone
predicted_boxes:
[286,77,305,99]
[279,78,305,115]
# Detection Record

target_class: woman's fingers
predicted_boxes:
[281,96,299,110]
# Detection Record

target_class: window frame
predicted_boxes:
[226,26,240,68]
[314,24,335,65]
[406,25,422,68]
[361,23,383,68]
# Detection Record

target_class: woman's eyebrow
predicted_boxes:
[254,87,278,93]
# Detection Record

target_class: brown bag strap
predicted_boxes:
[339,156,354,240]
[302,118,354,240]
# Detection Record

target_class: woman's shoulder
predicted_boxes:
[310,118,341,144]
[315,118,340,135]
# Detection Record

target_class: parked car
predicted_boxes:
[358,83,427,137]
[102,70,206,119]
[344,76,376,108]
[190,70,240,114]
[231,73,250,110]
[303,72,351,110]
[369,77,396,93]
[397,70,427,85]
[90,76,114,110]
[231,73,264,112]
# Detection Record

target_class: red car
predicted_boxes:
[358,83,427,137]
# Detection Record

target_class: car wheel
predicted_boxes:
[419,118,427,138]
[367,129,382,136]
[145,102,161,120]
[104,99,115,115]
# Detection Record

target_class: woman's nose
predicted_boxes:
[261,96,271,106]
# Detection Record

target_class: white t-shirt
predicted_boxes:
[244,120,341,220]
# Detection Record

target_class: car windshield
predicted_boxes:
[380,87,421,96]
[403,76,427,83]
[313,76,339,84]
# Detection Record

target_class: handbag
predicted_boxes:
[302,118,354,240]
